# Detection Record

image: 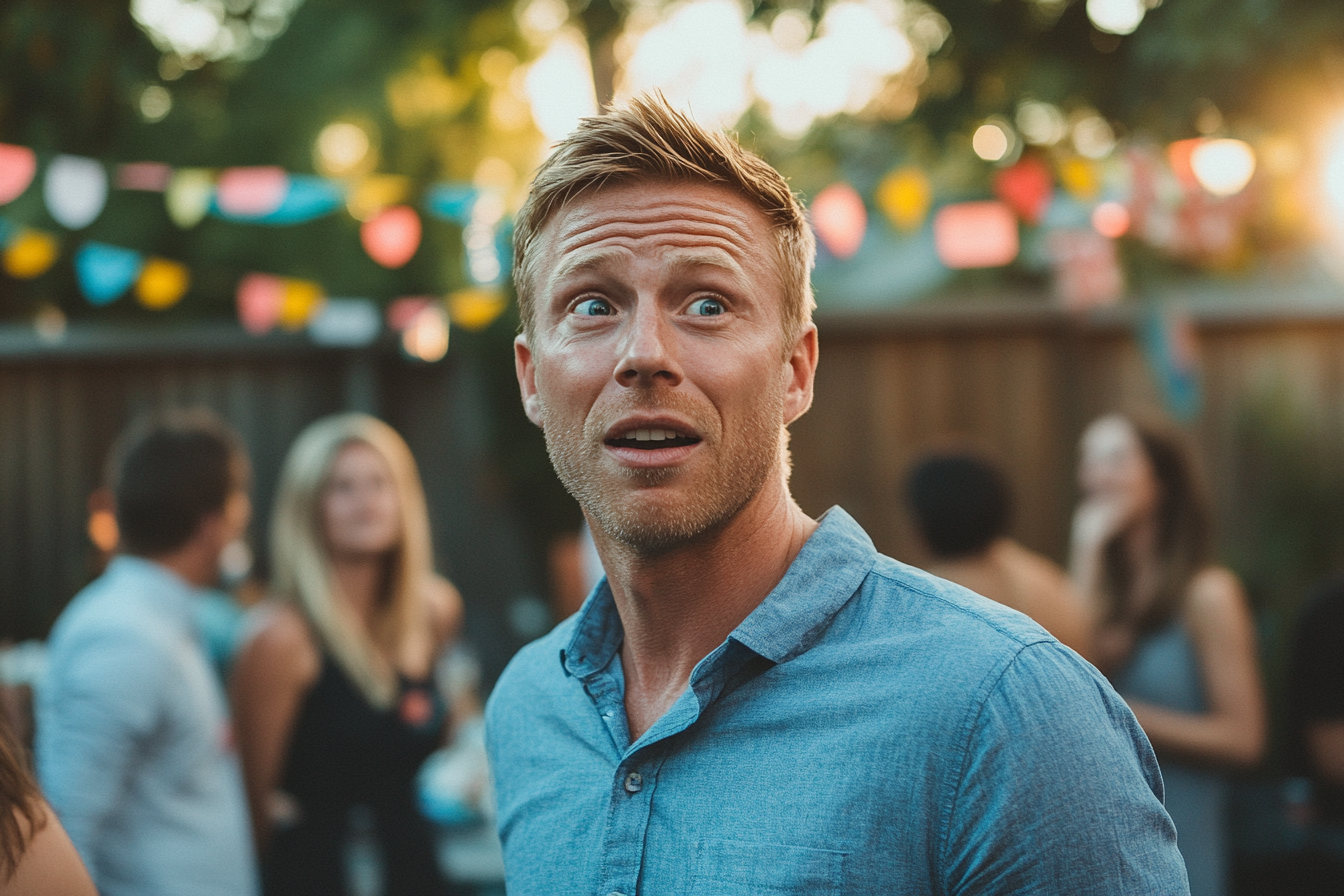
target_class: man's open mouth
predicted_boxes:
[605,428,701,450]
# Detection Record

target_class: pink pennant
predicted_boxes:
[237,273,285,334]
[0,143,37,205]
[115,162,173,192]
[994,157,1053,224]
[361,205,422,269]
[811,183,867,259]
[216,166,288,217]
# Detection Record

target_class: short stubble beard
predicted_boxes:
[541,386,786,557]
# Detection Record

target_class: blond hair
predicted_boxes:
[512,94,816,349]
[269,414,434,707]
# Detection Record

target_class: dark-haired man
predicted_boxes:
[37,410,257,896]
[906,450,1094,660]
[486,96,1188,895]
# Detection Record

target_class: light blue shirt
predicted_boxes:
[37,556,258,896]
[485,508,1188,895]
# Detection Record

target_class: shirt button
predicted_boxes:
[623,772,643,793]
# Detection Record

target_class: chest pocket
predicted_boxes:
[690,838,846,896]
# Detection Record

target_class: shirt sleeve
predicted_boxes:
[36,624,168,869]
[940,641,1190,896]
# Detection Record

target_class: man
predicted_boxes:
[37,409,258,896]
[486,96,1189,894]
[906,449,1094,660]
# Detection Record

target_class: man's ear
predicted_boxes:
[515,333,544,428]
[783,322,819,426]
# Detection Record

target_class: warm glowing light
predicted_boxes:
[402,305,450,362]
[1016,100,1067,146]
[973,124,1011,162]
[517,0,570,41]
[315,122,372,177]
[34,304,66,343]
[88,509,119,553]
[524,28,598,143]
[933,202,1019,269]
[1072,114,1116,159]
[1091,201,1131,238]
[1086,0,1145,35]
[346,174,410,221]
[615,0,939,138]
[1190,138,1256,197]
[139,85,173,122]
[1322,122,1344,230]
[131,0,300,62]
[448,288,508,331]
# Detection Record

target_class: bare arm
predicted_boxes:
[425,574,464,653]
[228,605,320,856]
[0,802,97,896]
[1126,567,1266,768]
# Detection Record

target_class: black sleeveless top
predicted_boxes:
[262,652,453,896]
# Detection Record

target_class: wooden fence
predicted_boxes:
[5,301,1344,682]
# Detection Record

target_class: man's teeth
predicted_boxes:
[622,428,682,442]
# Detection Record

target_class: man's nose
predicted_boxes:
[614,302,682,387]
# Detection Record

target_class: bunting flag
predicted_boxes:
[135,258,191,309]
[74,242,145,305]
[3,229,59,278]
[44,155,108,229]
[361,205,422,269]
[811,183,868,260]
[0,144,37,204]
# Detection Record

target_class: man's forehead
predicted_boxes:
[536,179,773,269]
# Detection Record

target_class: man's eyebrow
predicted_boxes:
[547,248,628,287]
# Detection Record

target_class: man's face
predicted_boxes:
[515,180,817,555]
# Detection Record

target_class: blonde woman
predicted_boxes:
[230,414,460,896]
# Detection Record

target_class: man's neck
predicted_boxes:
[594,478,817,741]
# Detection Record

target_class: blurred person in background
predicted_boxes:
[1070,413,1265,896]
[1284,573,1344,891]
[36,409,257,896]
[230,413,461,896]
[906,449,1093,660]
[0,715,95,896]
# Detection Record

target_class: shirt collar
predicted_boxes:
[560,506,876,677]
[105,554,202,634]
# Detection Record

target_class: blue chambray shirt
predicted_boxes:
[486,508,1189,895]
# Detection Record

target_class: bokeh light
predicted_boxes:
[314,122,373,177]
[524,28,598,143]
[1072,114,1117,159]
[613,0,944,137]
[138,85,172,122]
[973,123,1012,162]
[1321,121,1344,231]
[1016,100,1067,146]
[402,305,450,362]
[1086,0,1145,36]
[1091,201,1131,238]
[1190,138,1256,197]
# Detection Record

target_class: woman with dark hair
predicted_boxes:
[1070,413,1265,896]
[0,719,95,895]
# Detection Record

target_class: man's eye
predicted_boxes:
[688,297,725,316]
[574,298,613,316]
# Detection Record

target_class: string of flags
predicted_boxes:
[0,131,1284,356]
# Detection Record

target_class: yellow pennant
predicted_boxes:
[3,230,59,279]
[135,258,191,309]
[876,167,932,233]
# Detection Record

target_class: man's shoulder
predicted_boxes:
[45,572,180,682]
[859,551,1059,651]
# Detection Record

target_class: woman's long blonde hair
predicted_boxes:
[270,413,434,707]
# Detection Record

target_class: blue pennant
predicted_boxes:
[74,242,145,305]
